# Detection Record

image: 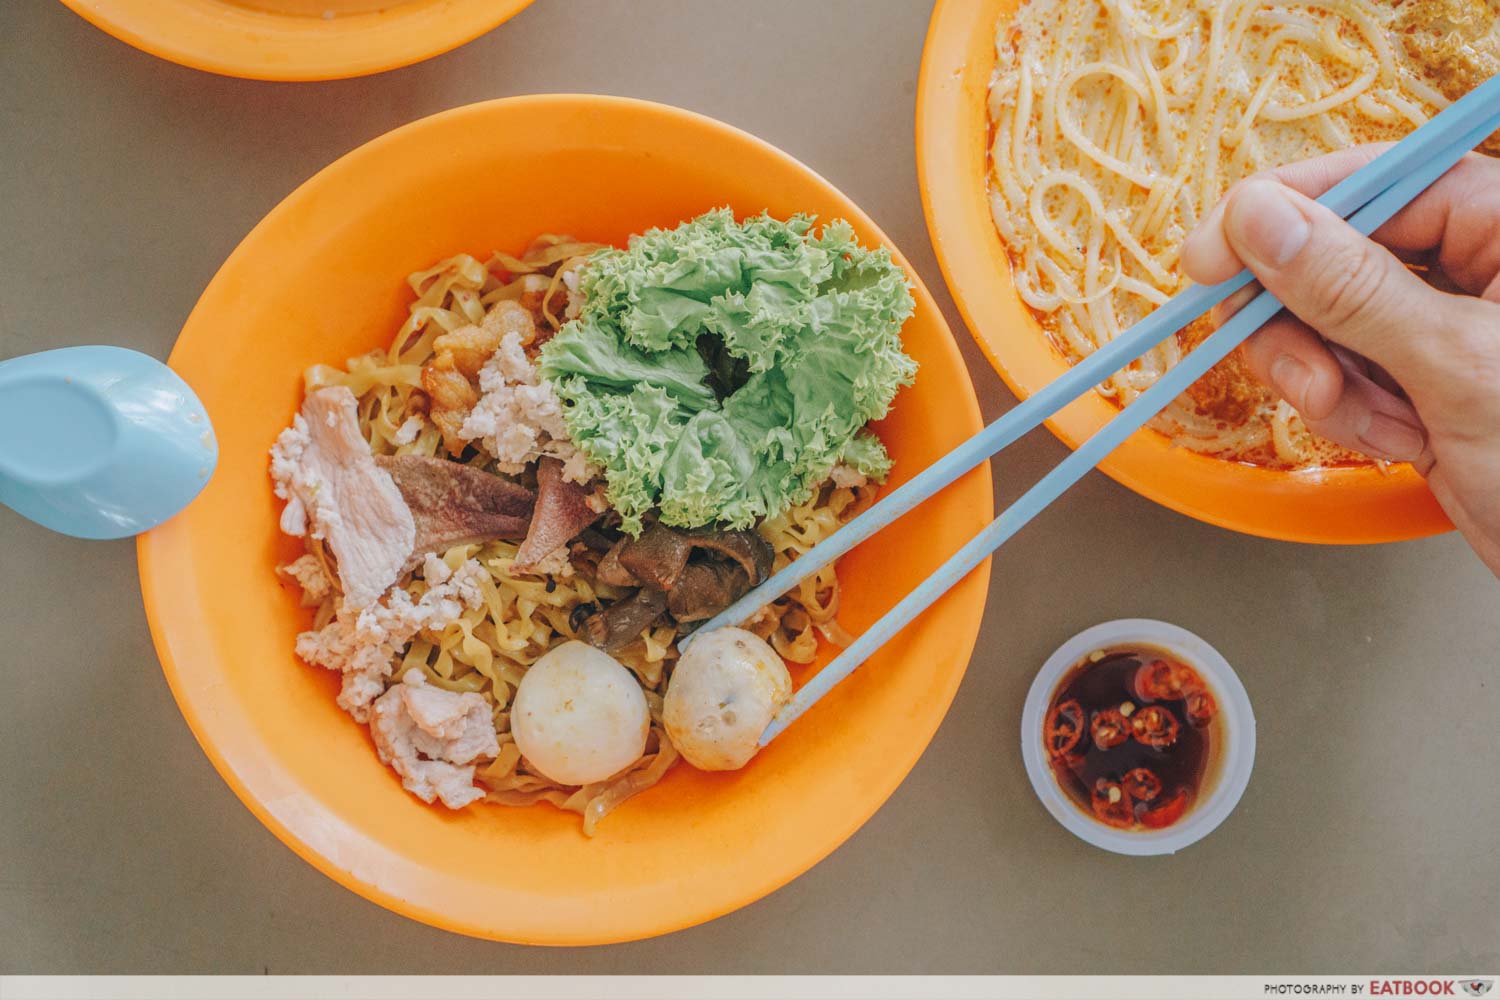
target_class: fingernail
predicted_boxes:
[1269,354,1312,409]
[1359,412,1427,462]
[1226,180,1311,267]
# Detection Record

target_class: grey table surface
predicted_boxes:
[3,0,1498,976]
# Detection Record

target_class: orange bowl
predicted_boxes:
[915,0,1452,544]
[57,0,535,81]
[138,95,993,944]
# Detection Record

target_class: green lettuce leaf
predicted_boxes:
[838,430,894,482]
[539,209,916,534]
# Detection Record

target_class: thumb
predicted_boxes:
[1213,177,1460,398]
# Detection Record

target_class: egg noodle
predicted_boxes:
[986,0,1470,467]
[292,241,874,834]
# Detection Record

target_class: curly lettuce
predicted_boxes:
[539,209,917,535]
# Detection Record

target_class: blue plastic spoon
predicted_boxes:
[0,347,218,539]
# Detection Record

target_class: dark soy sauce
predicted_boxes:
[1042,648,1220,831]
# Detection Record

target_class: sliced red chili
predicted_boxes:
[1121,767,1162,803]
[1134,659,1182,701]
[1090,778,1134,829]
[1185,689,1217,727]
[1050,749,1086,773]
[1134,659,1204,702]
[1138,788,1188,828]
[1131,705,1180,748]
[1090,708,1132,750]
[1044,699,1085,758]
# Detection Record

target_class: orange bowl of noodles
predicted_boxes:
[56,0,535,81]
[137,95,992,944]
[915,0,1453,543]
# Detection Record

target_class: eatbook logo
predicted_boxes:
[1461,982,1493,997]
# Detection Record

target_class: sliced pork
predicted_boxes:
[270,386,416,609]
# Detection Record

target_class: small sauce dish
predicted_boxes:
[1021,619,1255,855]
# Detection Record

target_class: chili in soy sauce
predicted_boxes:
[1042,648,1219,831]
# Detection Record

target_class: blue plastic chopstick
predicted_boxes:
[748,75,1500,744]
[762,112,1500,742]
[692,72,1500,661]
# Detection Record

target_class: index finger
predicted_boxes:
[1183,147,1500,299]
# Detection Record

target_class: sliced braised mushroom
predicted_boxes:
[595,538,641,588]
[684,527,773,584]
[576,527,616,552]
[664,561,752,623]
[582,589,669,653]
[617,523,694,591]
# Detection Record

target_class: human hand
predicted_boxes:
[1182,148,1500,578]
